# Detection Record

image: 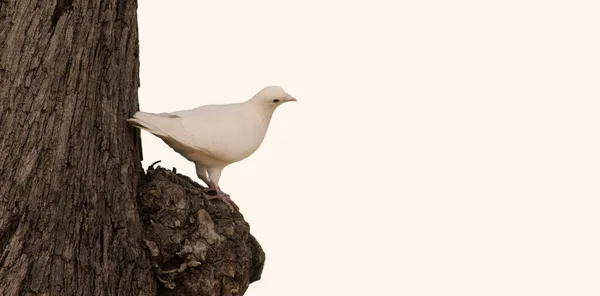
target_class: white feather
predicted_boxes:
[128,85,296,188]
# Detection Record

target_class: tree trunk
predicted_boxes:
[0,1,264,295]
[0,0,154,295]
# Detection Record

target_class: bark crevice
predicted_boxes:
[51,0,74,27]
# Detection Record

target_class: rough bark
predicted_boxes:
[0,0,264,295]
[140,164,265,296]
[0,0,154,295]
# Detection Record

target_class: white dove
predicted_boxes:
[127,85,296,211]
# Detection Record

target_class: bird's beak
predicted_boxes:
[286,96,297,102]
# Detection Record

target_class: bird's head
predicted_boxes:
[249,85,297,109]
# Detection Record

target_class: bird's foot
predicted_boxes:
[204,189,238,212]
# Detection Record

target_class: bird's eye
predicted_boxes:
[273,99,280,103]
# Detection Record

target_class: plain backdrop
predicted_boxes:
[138,1,600,295]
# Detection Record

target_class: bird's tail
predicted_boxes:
[126,111,171,138]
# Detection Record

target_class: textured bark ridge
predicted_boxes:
[139,164,265,296]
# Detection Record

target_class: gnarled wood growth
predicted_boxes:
[141,165,265,296]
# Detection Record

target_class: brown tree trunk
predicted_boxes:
[0,1,264,295]
[0,0,155,295]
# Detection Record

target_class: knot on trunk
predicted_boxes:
[139,165,265,296]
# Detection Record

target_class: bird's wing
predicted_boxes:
[130,103,237,138]
[130,103,263,164]
[128,111,205,155]
[176,104,257,161]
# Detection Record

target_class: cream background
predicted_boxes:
[138,1,599,295]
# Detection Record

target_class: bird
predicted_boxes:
[127,85,297,211]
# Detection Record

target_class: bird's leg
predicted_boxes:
[199,166,238,211]
[198,180,236,210]
[195,163,215,192]
[204,186,238,212]
[196,177,237,211]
